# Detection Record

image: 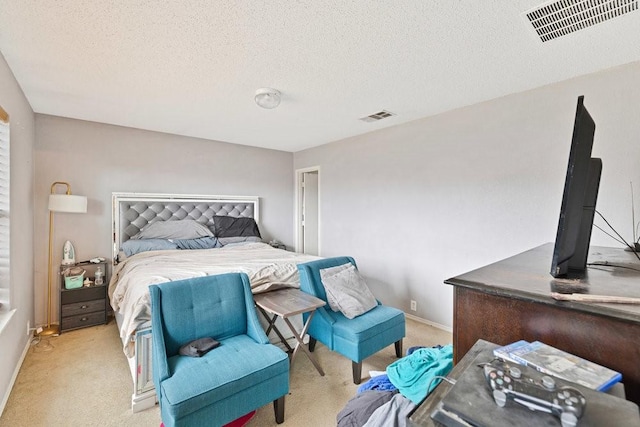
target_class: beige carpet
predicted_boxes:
[1,317,451,427]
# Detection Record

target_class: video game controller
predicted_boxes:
[483,359,586,427]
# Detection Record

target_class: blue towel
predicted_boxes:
[386,344,453,404]
[406,344,443,356]
[357,374,397,393]
[406,346,426,355]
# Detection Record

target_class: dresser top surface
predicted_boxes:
[446,243,640,322]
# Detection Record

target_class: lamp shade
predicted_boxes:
[48,194,87,213]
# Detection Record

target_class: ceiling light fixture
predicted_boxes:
[255,88,281,109]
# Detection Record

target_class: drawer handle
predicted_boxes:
[80,317,88,322]
[81,305,88,309]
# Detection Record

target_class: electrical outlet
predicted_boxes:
[410,300,417,311]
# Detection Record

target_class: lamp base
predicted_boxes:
[39,325,60,337]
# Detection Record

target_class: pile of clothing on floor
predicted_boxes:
[337,344,453,427]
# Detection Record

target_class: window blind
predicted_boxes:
[0,107,9,309]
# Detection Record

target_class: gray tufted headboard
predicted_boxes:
[112,192,259,263]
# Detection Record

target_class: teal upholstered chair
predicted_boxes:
[297,257,405,384]
[150,273,289,427]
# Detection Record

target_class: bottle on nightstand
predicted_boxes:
[94,266,104,286]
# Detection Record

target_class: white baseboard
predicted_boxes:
[404,312,453,334]
[0,334,31,417]
[131,390,157,413]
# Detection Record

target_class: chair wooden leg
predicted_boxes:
[273,395,285,424]
[352,361,362,384]
[395,339,403,358]
[308,337,317,352]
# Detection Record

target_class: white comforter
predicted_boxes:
[108,242,319,356]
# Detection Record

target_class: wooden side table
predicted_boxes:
[254,288,326,376]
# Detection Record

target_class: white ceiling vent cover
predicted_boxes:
[359,110,396,123]
[524,0,638,42]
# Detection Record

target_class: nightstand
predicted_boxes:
[59,260,108,333]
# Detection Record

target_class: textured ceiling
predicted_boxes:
[1,1,639,152]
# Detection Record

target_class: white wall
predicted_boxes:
[294,61,640,329]
[0,52,35,412]
[33,116,293,326]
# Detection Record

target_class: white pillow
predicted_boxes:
[131,220,213,240]
[320,263,353,312]
[319,264,377,319]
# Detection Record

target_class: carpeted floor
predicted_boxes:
[1,317,451,427]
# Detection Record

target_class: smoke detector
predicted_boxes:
[255,88,281,109]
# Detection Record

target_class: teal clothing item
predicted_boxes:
[386,344,453,404]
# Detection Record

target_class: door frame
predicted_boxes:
[294,166,321,254]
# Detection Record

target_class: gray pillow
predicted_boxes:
[320,264,378,319]
[320,263,354,312]
[131,220,213,240]
[212,216,261,238]
[173,237,221,250]
[218,236,262,246]
[120,238,178,257]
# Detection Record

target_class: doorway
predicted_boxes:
[295,167,320,255]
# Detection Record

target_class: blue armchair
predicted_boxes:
[297,257,405,384]
[150,273,289,427]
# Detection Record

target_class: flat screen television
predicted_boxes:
[550,96,602,278]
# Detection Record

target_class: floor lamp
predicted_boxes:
[40,181,87,337]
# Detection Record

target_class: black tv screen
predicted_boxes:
[550,96,602,278]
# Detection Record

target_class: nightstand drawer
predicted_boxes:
[61,311,106,331]
[61,299,105,317]
[61,285,106,304]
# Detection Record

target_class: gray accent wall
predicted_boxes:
[33,116,294,326]
[0,52,35,412]
[294,61,640,329]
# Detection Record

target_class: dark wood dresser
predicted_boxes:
[445,243,640,404]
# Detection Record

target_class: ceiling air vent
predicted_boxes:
[524,0,638,42]
[359,110,395,123]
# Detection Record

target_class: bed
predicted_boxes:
[109,192,319,412]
